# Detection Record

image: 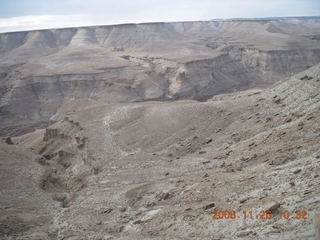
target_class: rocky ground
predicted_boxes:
[1,17,320,133]
[1,61,320,239]
[1,17,320,240]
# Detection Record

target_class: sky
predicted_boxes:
[0,0,319,32]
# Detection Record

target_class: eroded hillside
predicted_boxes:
[0,61,319,240]
[1,17,320,135]
[0,18,320,240]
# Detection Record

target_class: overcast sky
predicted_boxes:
[0,0,319,33]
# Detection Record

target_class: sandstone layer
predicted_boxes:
[0,17,320,240]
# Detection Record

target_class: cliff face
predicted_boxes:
[1,18,320,239]
[2,60,320,240]
[1,17,320,134]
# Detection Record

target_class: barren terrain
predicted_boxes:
[0,17,320,240]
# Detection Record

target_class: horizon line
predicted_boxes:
[1,15,319,34]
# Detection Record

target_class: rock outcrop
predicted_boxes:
[0,17,320,240]
[1,17,320,135]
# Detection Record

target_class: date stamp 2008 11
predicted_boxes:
[211,210,308,220]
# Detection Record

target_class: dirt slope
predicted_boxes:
[1,61,319,239]
[1,17,320,134]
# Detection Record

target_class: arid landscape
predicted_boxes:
[0,17,320,239]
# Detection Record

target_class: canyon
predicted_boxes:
[0,17,320,239]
